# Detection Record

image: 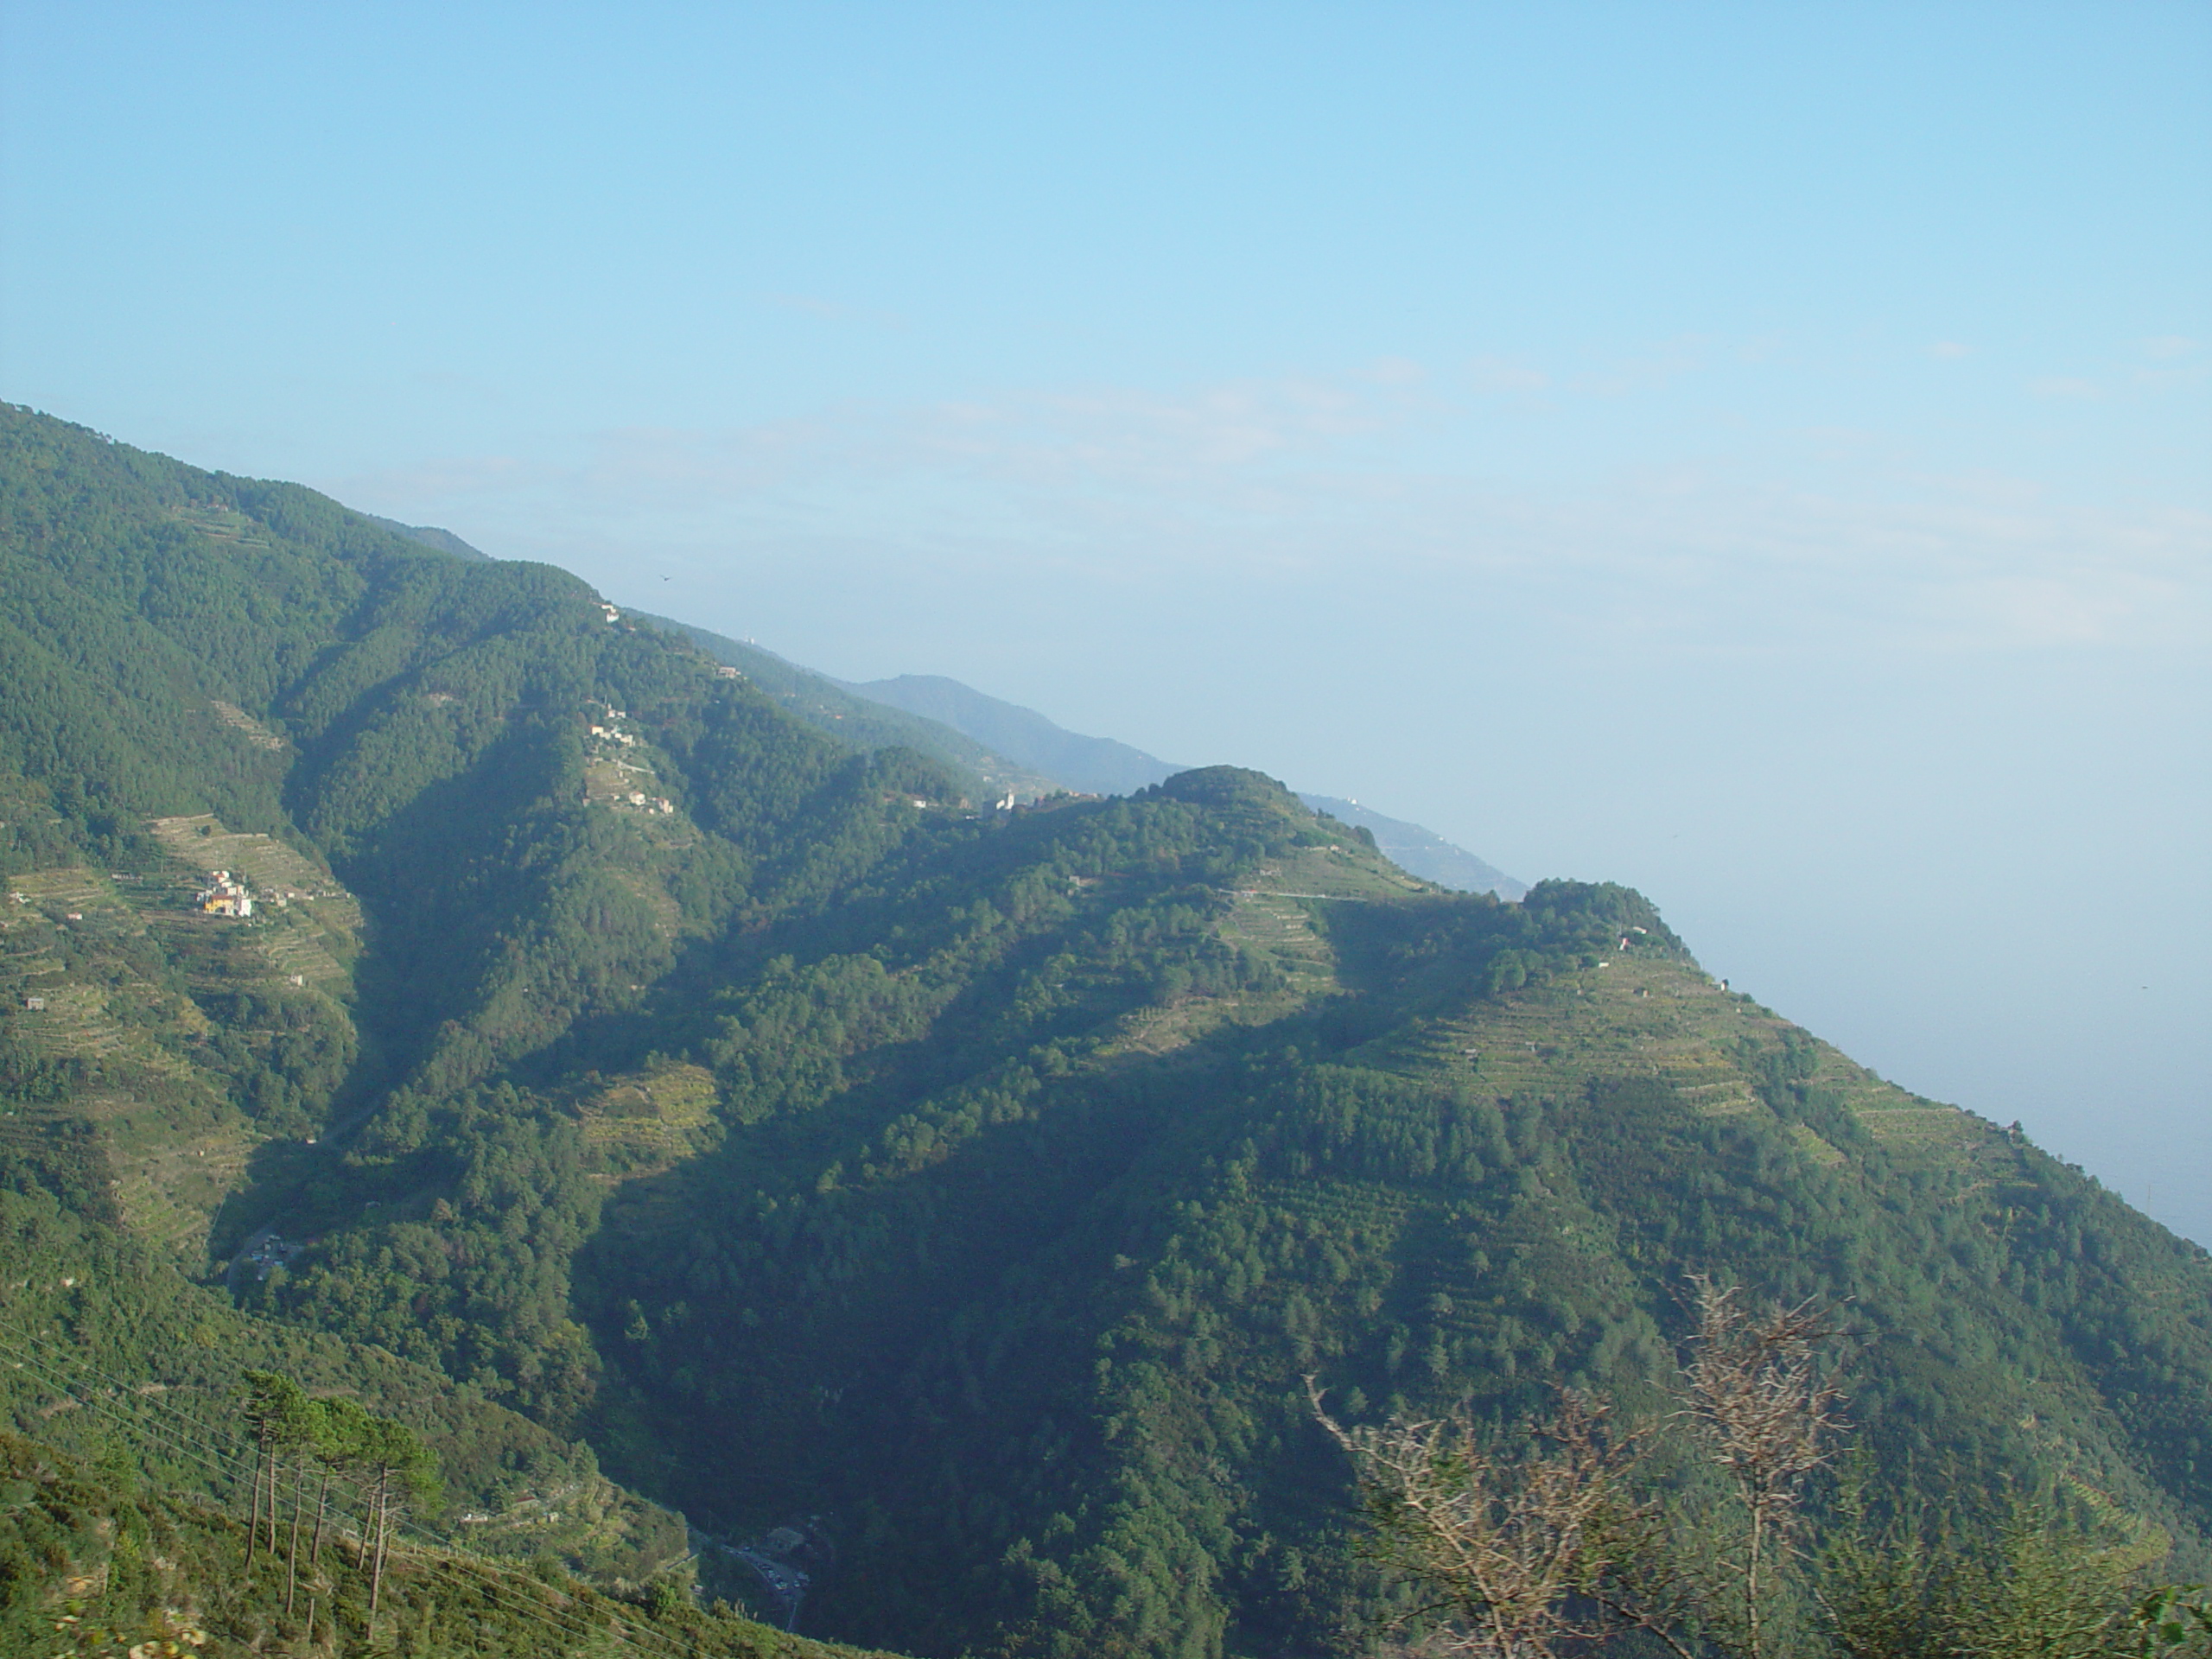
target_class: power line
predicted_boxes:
[0,1334,671,1659]
[0,1333,251,1491]
[0,1321,704,1659]
[0,1326,691,1650]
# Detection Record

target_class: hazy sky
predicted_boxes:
[4,4,2208,1240]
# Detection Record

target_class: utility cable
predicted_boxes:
[1,1344,665,1659]
[0,1320,709,1659]
[0,1322,697,1659]
[0,1332,252,1491]
[1,1326,709,1659]
[0,1322,255,1462]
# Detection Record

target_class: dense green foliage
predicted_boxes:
[0,1071,690,1581]
[0,1427,892,1658]
[3,403,2210,1656]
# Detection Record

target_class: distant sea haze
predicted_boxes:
[620,620,1529,897]
[841,674,1526,898]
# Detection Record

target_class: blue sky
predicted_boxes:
[4,3,2208,1238]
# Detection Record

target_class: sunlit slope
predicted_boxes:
[0,1423,898,1659]
[0,819,360,1258]
[0,404,969,1621]
[5,404,2210,1659]
[0,1094,692,1581]
[563,774,2212,1657]
[1340,931,1951,1143]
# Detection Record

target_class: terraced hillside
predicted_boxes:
[556,784,2212,1657]
[4,403,2210,1658]
[0,403,960,1634]
[0,817,364,1259]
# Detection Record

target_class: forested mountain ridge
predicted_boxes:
[832,671,1527,896]
[635,640,1529,899]
[2,403,2209,1656]
[573,847,2212,1653]
[1294,792,1524,899]
[842,671,1184,798]
[633,612,1065,806]
[0,408,984,1651]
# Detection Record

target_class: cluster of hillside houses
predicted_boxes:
[197,870,254,918]
[242,1230,303,1280]
[584,705,676,813]
[728,1517,836,1630]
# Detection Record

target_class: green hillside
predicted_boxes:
[636,614,1064,807]
[842,671,1182,797]
[0,1421,891,1659]
[2,403,2209,1656]
[1297,791,1525,899]
[834,670,1528,896]
[569,825,2212,1654]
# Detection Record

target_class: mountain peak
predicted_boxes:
[1151,764,1300,811]
[843,672,1179,797]
[837,673,1526,895]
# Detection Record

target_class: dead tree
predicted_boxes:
[1308,1379,1686,1658]
[1677,1277,1849,1659]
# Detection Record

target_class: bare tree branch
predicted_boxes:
[1677,1277,1850,1659]
[1307,1376,1687,1658]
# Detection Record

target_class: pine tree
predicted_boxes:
[306,1395,370,1572]
[238,1370,308,1571]
[356,1414,439,1633]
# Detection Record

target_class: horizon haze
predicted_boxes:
[2,4,2204,1241]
